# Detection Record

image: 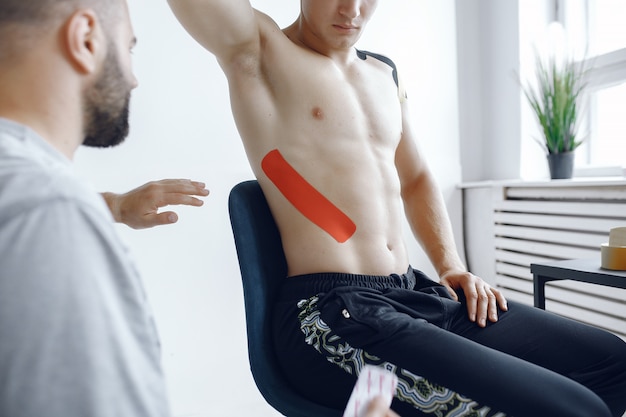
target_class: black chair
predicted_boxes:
[228,180,341,417]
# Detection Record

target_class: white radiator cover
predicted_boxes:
[462,179,626,340]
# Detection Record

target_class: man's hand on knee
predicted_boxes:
[440,270,508,327]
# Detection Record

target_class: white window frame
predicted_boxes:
[557,0,626,175]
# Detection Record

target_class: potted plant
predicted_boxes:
[522,50,588,179]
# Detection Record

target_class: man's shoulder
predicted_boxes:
[356,49,399,87]
[0,148,109,225]
[255,8,281,30]
[356,49,397,68]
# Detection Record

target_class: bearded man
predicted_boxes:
[0,1,178,415]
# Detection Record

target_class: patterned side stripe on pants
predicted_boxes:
[297,296,506,417]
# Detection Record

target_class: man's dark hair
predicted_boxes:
[0,0,119,25]
[0,0,120,62]
[0,0,58,25]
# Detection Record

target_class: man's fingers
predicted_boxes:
[475,284,489,327]
[494,287,508,312]
[465,283,496,327]
[152,179,209,196]
[464,286,478,323]
[473,285,505,327]
[487,288,498,323]
[440,272,508,328]
[156,194,205,208]
[150,212,178,227]
[134,212,178,229]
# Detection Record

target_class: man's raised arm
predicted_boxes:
[167,0,260,63]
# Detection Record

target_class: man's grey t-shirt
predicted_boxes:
[0,118,170,417]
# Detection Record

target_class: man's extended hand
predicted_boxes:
[440,270,508,327]
[102,179,209,229]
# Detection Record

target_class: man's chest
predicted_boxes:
[275,63,403,145]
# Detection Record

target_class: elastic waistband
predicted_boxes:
[279,266,417,301]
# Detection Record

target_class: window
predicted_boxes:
[560,0,626,170]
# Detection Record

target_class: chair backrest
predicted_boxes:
[228,180,341,417]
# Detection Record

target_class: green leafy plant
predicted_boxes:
[522,51,588,154]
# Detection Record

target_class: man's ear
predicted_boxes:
[63,9,104,74]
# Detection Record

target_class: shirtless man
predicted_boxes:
[168,1,626,416]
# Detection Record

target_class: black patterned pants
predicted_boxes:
[272,267,626,417]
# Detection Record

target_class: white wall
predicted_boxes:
[456,0,567,183]
[74,1,461,415]
[456,0,522,182]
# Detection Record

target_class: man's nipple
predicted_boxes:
[311,106,325,120]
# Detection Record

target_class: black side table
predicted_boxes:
[530,259,626,309]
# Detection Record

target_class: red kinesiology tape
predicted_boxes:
[261,149,356,243]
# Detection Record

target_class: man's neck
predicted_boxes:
[0,67,82,160]
[283,21,356,66]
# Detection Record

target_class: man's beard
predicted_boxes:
[82,44,132,148]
